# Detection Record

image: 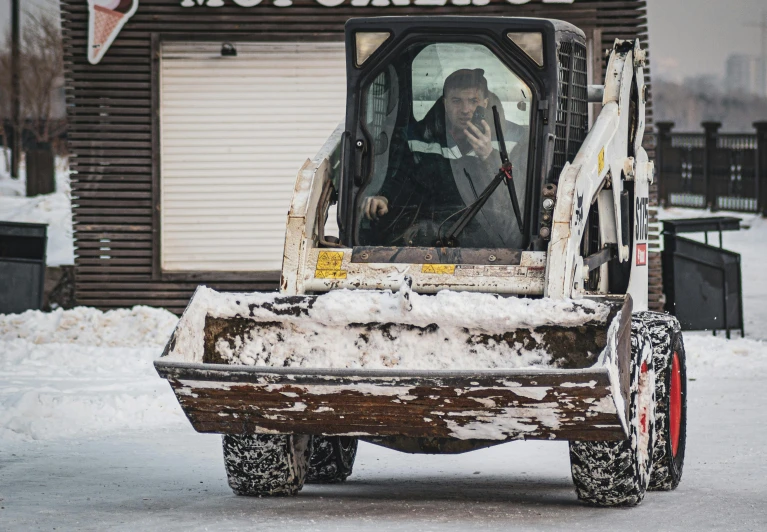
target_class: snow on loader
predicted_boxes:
[155,17,687,506]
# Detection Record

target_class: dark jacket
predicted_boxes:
[373,98,528,248]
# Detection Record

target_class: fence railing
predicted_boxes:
[656,121,767,215]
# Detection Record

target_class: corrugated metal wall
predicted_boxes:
[160,42,346,272]
[61,0,657,314]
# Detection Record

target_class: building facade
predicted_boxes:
[725,54,765,96]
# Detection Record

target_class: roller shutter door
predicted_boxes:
[160,41,346,272]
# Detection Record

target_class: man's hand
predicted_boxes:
[465,119,493,161]
[364,196,389,220]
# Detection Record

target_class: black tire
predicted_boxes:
[222,433,312,496]
[569,319,656,507]
[306,436,358,484]
[638,312,687,491]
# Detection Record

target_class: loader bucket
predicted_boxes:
[155,287,633,444]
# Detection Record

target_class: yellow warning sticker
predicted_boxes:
[316,251,344,270]
[421,264,456,275]
[314,270,348,279]
[314,251,346,279]
[598,147,605,175]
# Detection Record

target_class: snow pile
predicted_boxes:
[683,334,767,380]
[0,295,765,443]
[0,150,24,196]
[0,305,179,347]
[165,285,613,370]
[0,157,74,266]
[0,306,184,442]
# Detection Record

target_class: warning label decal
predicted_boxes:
[315,251,347,279]
[598,147,605,175]
[635,243,647,266]
[421,264,456,275]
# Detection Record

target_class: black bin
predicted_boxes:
[662,217,743,338]
[0,222,48,314]
[25,141,56,197]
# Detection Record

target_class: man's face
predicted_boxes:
[444,87,489,134]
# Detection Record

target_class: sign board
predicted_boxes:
[87,0,139,64]
[87,0,575,64]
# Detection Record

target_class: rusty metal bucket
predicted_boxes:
[155,288,632,447]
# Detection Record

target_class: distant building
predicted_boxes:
[725,54,765,96]
[683,74,722,94]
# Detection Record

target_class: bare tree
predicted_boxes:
[21,7,65,147]
[0,2,65,168]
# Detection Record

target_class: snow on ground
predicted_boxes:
[1,332,766,531]
[0,305,178,348]
[0,154,75,266]
[0,306,185,442]
[684,333,767,380]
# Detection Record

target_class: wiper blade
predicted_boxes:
[437,105,524,247]
[492,105,524,231]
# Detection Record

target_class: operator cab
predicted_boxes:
[337,17,588,254]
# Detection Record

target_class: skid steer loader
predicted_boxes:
[155,17,688,506]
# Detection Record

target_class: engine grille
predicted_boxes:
[552,40,588,183]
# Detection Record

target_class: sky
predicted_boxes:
[0,0,765,83]
[646,0,766,82]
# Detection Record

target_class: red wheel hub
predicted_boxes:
[669,352,683,457]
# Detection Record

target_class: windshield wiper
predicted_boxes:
[437,105,524,247]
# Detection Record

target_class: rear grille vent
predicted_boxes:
[552,41,588,183]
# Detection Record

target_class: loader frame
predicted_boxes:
[157,16,652,454]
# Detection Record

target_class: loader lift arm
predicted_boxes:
[544,38,652,309]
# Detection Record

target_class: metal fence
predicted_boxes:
[656,121,767,215]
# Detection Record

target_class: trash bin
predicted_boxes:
[661,217,744,338]
[25,141,56,197]
[0,221,48,314]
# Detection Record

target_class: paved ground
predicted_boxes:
[2,364,765,532]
